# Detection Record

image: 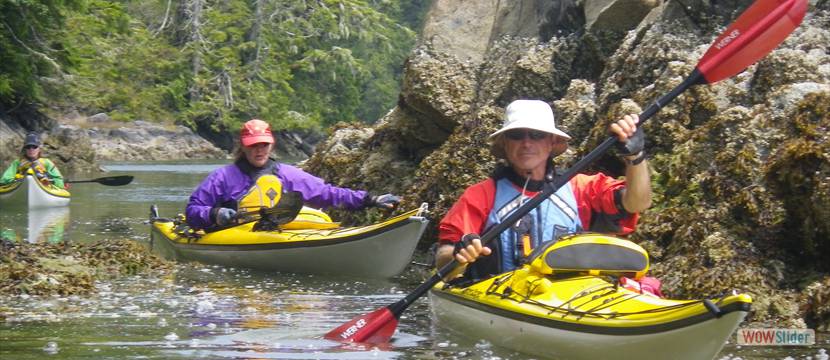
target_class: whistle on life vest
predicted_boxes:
[521,234,532,257]
[513,214,536,258]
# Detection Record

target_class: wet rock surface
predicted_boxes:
[90,123,227,162]
[0,115,228,173]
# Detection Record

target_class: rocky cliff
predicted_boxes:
[0,110,227,174]
[304,0,830,328]
[1,110,318,174]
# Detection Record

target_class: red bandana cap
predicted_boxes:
[240,119,274,146]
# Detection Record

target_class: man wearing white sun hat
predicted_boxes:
[434,99,657,294]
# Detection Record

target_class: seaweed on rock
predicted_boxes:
[0,239,171,296]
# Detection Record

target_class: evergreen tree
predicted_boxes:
[0,0,82,109]
[3,0,431,139]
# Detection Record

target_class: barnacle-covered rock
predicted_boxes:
[763,92,830,263]
[553,79,598,143]
[401,105,503,242]
[800,276,830,331]
[750,46,829,104]
[399,45,477,141]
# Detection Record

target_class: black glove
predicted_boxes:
[453,233,481,256]
[215,208,237,226]
[367,193,401,209]
[615,127,645,156]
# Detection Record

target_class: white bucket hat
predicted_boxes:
[489,100,571,140]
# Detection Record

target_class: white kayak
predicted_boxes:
[0,174,71,209]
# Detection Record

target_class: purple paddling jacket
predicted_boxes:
[186,159,368,229]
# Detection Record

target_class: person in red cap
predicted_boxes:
[433,100,660,296]
[186,119,400,230]
[0,132,65,189]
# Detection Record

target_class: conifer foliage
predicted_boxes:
[0,0,427,133]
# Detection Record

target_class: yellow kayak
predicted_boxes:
[429,233,751,360]
[149,205,429,278]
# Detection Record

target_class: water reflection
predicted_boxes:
[27,206,70,243]
[1,258,826,359]
[0,206,70,243]
[0,265,425,359]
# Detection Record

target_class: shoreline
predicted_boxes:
[1,114,317,173]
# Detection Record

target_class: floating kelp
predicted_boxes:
[0,239,171,296]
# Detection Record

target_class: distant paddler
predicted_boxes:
[186,119,401,231]
[0,132,70,209]
[0,132,65,189]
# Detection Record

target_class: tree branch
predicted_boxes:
[2,21,64,76]
[152,0,174,36]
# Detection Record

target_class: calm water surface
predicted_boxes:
[0,161,827,359]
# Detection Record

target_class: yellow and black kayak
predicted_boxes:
[149,205,429,278]
[429,233,751,360]
[0,171,70,209]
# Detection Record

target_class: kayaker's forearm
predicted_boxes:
[435,244,467,281]
[0,161,19,184]
[435,244,455,269]
[622,157,652,213]
[48,166,64,188]
[185,203,213,229]
[278,163,368,209]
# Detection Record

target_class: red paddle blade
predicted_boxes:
[697,0,807,84]
[324,307,398,343]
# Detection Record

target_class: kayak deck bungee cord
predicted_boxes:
[429,233,751,360]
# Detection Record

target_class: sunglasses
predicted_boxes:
[24,145,39,150]
[504,129,549,141]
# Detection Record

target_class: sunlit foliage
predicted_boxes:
[1,0,428,134]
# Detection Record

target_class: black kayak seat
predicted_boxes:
[526,233,649,279]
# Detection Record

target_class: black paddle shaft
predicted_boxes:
[386,69,705,318]
[66,175,134,186]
